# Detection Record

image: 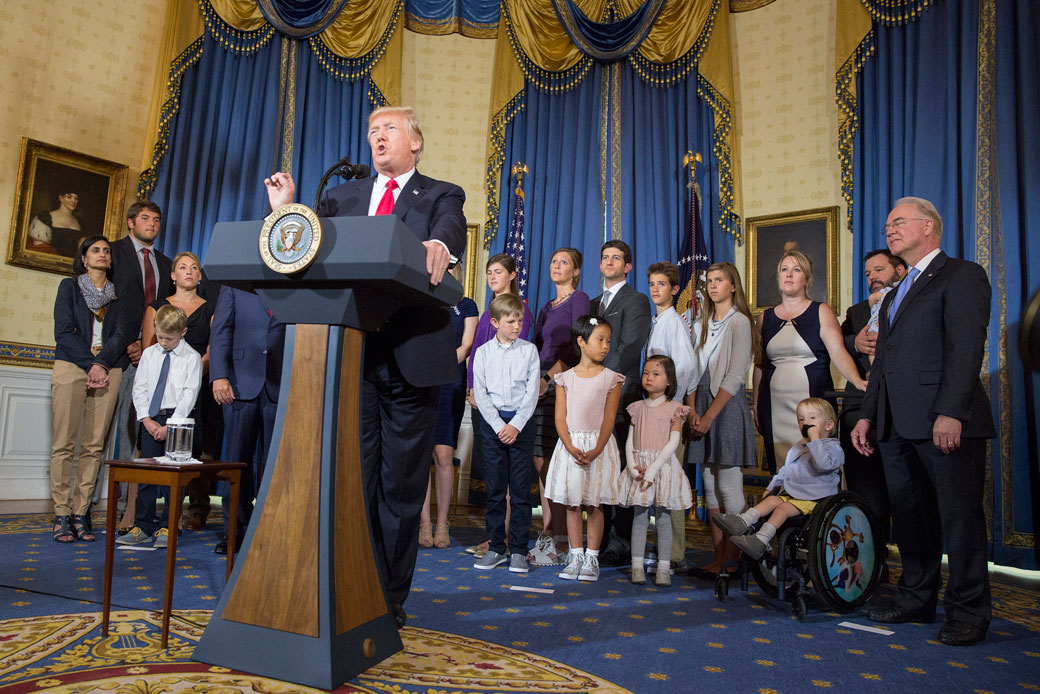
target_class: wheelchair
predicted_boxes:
[713,491,885,620]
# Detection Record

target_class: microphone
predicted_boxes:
[313,157,371,209]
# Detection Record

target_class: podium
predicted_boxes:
[192,215,461,688]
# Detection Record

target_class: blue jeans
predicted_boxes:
[475,411,535,556]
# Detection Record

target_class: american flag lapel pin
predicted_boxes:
[412,189,419,196]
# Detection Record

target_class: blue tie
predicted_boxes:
[888,267,920,324]
[148,350,172,417]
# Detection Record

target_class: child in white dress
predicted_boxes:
[544,315,624,582]
[617,355,692,586]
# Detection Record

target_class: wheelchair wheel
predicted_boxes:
[714,575,729,601]
[805,491,884,613]
[748,532,802,599]
[792,595,807,621]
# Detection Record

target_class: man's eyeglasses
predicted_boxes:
[882,217,928,235]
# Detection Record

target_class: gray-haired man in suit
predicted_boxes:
[852,197,994,646]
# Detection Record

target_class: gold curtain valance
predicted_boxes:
[504,0,717,74]
[207,0,399,59]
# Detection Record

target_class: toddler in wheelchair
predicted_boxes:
[713,397,843,559]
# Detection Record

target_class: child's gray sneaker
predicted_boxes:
[474,550,509,570]
[577,553,600,582]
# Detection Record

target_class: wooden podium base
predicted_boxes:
[193,324,401,688]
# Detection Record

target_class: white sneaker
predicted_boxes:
[558,552,583,580]
[527,533,562,566]
[578,553,600,582]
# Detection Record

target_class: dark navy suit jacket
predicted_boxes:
[209,285,284,402]
[316,171,466,388]
[860,251,995,440]
[53,278,130,372]
[110,235,173,336]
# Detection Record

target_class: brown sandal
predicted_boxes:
[418,523,434,548]
[433,524,450,549]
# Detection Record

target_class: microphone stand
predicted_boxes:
[313,157,371,210]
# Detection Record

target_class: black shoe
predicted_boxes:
[599,545,631,567]
[938,620,985,646]
[389,602,407,629]
[867,603,936,624]
[214,537,228,555]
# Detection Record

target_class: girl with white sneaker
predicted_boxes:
[616,355,691,586]
[544,316,624,582]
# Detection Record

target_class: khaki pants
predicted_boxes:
[49,361,121,516]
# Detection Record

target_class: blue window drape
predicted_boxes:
[851,0,1039,568]
[149,35,283,262]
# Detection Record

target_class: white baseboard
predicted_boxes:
[0,365,53,503]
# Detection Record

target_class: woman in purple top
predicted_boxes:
[466,253,534,389]
[527,247,590,566]
[464,253,534,557]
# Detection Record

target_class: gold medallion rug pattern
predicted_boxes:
[0,610,631,694]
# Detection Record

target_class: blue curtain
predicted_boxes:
[851,0,978,302]
[490,65,729,315]
[617,62,733,289]
[150,35,283,262]
[490,69,606,307]
[288,43,375,208]
[851,0,1039,567]
[992,0,1039,567]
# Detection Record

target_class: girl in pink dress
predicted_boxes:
[544,316,624,582]
[617,355,692,586]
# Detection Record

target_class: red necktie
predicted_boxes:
[374,179,398,215]
[141,247,156,309]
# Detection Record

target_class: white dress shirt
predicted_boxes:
[645,306,697,400]
[132,339,202,421]
[472,336,541,434]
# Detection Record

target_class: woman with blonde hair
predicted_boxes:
[754,250,865,473]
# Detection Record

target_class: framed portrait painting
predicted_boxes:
[745,206,840,313]
[461,222,481,301]
[6,138,128,276]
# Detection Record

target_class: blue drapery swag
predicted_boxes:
[551,0,666,61]
[847,0,1039,568]
[144,1,386,267]
[404,0,500,36]
[257,0,349,36]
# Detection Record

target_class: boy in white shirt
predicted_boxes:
[118,305,202,548]
[472,294,541,574]
[643,262,698,572]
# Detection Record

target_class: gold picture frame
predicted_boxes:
[746,206,840,314]
[462,222,480,301]
[6,138,128,276]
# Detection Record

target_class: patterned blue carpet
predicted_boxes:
[1,510,1039,693]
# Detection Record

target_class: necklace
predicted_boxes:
[551,291,573,307]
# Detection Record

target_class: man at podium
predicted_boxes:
[264,106,466,628]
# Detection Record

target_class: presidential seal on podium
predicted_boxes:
[259,203,322,274]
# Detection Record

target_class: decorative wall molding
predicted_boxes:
[0,365,53,501]
[0,342,55,369]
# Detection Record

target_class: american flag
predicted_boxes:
[676,176,709,321]
[504,183,528,299]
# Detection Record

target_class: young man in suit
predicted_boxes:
[852,197,995,646]
[97,202,174,521]
[264,106,466,628]
[839,248,906,572]
[589,240,652,567]
[208,285,285,555]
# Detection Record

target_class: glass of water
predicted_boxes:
[165,417,194,462]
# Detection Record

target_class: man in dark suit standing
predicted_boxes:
[839,248,906,568]
[264,106,466,628]
[589,240,652,567]
[98,202,173,513]
[209,285,284,555]
[852,197,994,646]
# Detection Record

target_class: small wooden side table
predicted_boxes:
[102,459,246,649]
